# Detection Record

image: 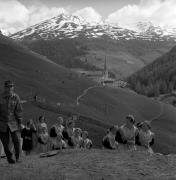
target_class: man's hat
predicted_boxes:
[4,80,14,87]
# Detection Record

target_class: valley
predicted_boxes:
[0,33,176,154]
[9,14,175,79]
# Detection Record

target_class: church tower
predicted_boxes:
[103,56,109,79]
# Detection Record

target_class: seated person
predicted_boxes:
[117,115,138,150]
[37,115,49,144]
[38,127,49,145]
[21,119,37,155]
[136,121,154,152]
[51,116,64,135]
[71,128,83,148]
[50,116,64,147]
[102,126,119,150]
[37,116,49,152]
[81,131,92,149]
[62,121,75,147]
[50,133,67,150]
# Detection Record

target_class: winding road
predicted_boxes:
[76,85,103,105]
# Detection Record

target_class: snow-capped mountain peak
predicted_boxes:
[0,29,11,36]
[10,14,176,41]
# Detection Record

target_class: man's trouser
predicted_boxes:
[0,128,20,161]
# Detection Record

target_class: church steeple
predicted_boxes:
[103,56,109,79]
[104,56,107,72]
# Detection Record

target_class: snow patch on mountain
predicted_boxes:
[10,14,176,42]
[0,29,10,36]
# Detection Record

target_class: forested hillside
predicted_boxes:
[127,45,176,97]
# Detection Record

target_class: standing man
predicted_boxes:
[0,80,23,164]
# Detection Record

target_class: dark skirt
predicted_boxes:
[22,139,33,151]
[102,137,113,149]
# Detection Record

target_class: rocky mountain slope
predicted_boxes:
[1,149,176,180]
[10,14,176,41]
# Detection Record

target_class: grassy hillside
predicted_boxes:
[75,38,174,78]
[22,39,99,70]
[127,45,176,97]
[1,34,176,154]
[22,38,174,79]
[1,149,176,180]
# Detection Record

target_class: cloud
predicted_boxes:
[0,1,101,34]
[27,6,67,27]
[0,0,67,34]
[0,0,29,33]
[1,0,176,35]
[106,0,176,29]
[74,7,102,24]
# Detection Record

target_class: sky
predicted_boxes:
[0,0,176,34]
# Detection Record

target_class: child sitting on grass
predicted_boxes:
[71,128,83,149]
[81,131,92,149]
[52,116,64,135]
[21,119,37,155]
[102,126,119,150]
[50,116,65,149]
[50,133,67,150]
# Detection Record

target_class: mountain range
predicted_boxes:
[7,14,175,79]
[10,14,176,41]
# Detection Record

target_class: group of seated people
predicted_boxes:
[0,114,155,158]
[102,114,155,153]
[20,114,93,156]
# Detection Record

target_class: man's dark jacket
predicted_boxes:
[0,92,23,132]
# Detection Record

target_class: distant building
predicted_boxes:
[101,57,115,85]
[115,80,127,88]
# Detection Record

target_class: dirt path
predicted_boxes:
[76,85,103,105]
